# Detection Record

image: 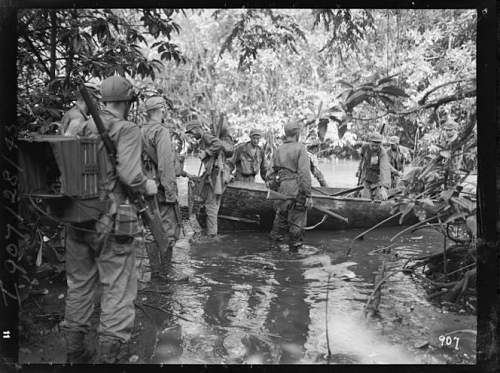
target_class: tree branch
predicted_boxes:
[19,34,52,78]
[418,78,476,105]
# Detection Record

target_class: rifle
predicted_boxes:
[79,85,171,252]
[266,189,349,223]
[213,113,225,195]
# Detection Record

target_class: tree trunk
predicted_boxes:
[49,10,57,84]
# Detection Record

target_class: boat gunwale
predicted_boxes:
[225,182,387,205]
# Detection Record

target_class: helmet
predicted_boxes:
[284,120,301,137]
[389,136,400,145]
[144,96,166,112]
[185,120,202,133]
[100,76,136,103]
[368,132,383,143]
[249,128,262,138]
[442,119,458,130]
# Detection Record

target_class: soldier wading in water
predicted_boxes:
[267,120,312,252]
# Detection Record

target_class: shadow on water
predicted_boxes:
[140,226,475,364]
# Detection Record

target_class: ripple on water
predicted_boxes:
[147,228,473,364]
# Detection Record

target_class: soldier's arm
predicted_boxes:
[155,127,178,202]
[311,163,327,187]
[297,146,312,196]
[227,143,242,173]
[116,123,148,193]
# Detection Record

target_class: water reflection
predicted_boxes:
[145,227,474,364]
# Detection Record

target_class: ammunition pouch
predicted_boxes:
[294,192,307,210]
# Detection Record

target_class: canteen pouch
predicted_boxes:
[114,202,140,244]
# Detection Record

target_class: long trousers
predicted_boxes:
[269,201,307,249]
[61,222,137,343]
[205,188,222,236]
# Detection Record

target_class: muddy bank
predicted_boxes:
[19,224,475,364]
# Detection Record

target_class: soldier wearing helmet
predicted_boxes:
[141,96,182,278]
[60,75,158,364]
[267,120,312,252]
[228,128,268,182]
[356,132,391,200]
[185,118,234,238]
[387,135,404,188]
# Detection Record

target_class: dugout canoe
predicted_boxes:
[213,181,418,231]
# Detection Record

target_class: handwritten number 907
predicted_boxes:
[438,335,460,350]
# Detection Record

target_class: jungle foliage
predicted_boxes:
[18,9,476,162]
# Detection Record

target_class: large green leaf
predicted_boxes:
[380,85,409,97]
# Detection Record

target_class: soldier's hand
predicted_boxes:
[144,179,158,196]
[305,197,314,209]
[379,186,388,201]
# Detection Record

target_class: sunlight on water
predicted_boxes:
[144,214,474,364]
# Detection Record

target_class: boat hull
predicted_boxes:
[210,181,417,231]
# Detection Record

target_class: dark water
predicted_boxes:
[139,226,476,364]
[150,156,477,364]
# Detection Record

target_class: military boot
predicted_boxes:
[63,330,94,364]
[145,242,161,279]
[95,337,123,364]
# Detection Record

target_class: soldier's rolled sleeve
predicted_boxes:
[227,144,241,173]
[297,146,312,196]
[116,123,148,193]
[154,128,177,202]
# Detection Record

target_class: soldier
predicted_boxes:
[61,75,158,363]
[268,120,312,252]
[387,136,404,188]
[228,128,268,182]
[185,119,234,238]
[60,85,99,136]
[141,96,181,278]
[307,151,328,187]
[356,132,391,200]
